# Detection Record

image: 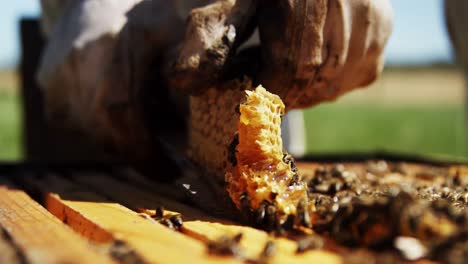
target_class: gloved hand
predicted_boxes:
[257,0,394,109]
[168,0,394,109]
[37,0,393,163]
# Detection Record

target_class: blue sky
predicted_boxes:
[0,0,40,68]
[0,0,456,68]
[385,0,454,65]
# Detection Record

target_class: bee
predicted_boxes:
[227,134,239,166]
[264,204,277,232]
[239,192,253,223]
[159,218,175,230]
[207,233,244,258]
[282,153,298,175]
[109,240,145,264]
[295,198,311,228]
[254,200,268,228]
[261,240,276,258]
[296,235,324,253]
[169,215,183,230]
[140,206,183,231]
[155,206,165,219]
[253,240,276,264]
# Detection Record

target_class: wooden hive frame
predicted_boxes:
[0,162,348,264]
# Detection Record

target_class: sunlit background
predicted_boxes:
[0,0,466,161]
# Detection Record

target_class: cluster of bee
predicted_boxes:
[231,154,311,234]
[237,194,312,236]
[301,161,468,262]
[228,160,467,262]
[138,206,183,231]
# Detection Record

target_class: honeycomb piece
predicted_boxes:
[226,86,309,218]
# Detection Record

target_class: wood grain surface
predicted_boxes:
[1,160,465,263]
[0,178,114,264]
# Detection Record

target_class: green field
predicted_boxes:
[0,92,22,160]
[303,103,467,159]
[0,93,465,161]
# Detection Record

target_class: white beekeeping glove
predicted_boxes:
[36,0,393,164]
[256,0,394,109]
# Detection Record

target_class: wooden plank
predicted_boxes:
[0,228,23,264]
[113,168,193,206]
[20,173,235,264]
[68,171,343,263]
[71,171,230,223]
[114,167,232,218]
[183,221,342,264]
[0,178,114,264]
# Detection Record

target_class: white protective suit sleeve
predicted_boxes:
[37,0,393,161]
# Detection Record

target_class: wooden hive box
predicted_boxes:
[4,18,465,264]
